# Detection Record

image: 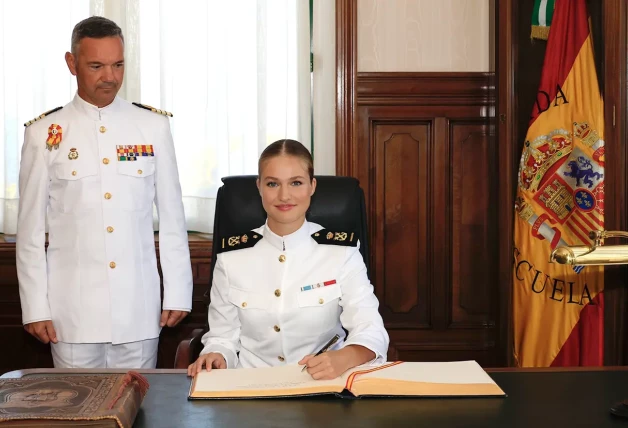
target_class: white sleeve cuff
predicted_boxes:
[343,334,389,365]
[22,304,52,326]
[22,316,52,326]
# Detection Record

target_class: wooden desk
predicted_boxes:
[3,367,628,427]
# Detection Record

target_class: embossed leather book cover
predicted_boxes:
[0,371,149,427]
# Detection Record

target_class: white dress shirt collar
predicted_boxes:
[72,93,121,121]
[263,219,311,251]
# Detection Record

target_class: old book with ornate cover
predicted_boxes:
[0,371,149,427]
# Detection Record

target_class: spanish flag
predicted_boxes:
[513,0,604,367]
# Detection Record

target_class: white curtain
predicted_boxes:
[0,1,89,235]
[0,0,311,234]
[139,0,311,232]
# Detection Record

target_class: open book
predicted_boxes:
[188,360,505,399]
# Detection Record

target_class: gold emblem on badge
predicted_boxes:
[68,148,79,160]
[334,232,347,241]
[241,234,248,244]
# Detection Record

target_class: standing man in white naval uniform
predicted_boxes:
[16,16,193,368]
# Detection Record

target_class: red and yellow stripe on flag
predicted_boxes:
[513,0,604,367]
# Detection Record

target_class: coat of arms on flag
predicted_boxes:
[513,0,604,368]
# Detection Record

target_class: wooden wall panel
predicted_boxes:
[357,72,502,367]
[0,243,53,373]
[357,0,491,72]
[450,123,495,327]
[374,124,429,328]
[602,0,628,366]
[0,238,211,374]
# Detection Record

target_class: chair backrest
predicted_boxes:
[209,175,370,280]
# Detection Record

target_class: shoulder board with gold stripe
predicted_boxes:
[132,102,173,117]
[311,229,357,247]
[24,106,63,127]
[217,230,263,254]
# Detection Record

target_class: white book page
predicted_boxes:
[193,365,345,393]
[355,361,497,385]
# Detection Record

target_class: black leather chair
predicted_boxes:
[174,175,374,368]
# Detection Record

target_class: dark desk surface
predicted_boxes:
[3,368,628,428]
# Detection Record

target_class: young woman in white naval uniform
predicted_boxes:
[188,139,389,380]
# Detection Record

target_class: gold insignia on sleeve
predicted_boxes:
[228,236,241,247]
[132,102,173,117]
[24,106,63,127]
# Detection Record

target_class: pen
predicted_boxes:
[301,334,340,372]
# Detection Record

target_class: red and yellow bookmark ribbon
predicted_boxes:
[344,361,403,390]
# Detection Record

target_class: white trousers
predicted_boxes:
[50,338,159,369]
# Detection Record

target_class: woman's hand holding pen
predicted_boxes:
[298,349,352,380]
[299,345,376,380]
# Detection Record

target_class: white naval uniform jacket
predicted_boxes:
[200,220,390,369]
[16,94,193,344]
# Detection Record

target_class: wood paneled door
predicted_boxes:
[352,73,501,366]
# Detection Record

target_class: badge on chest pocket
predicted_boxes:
[116,145,155,161]
[298,280,341,307]
[116,145,156,178]
[115,146,156,212]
